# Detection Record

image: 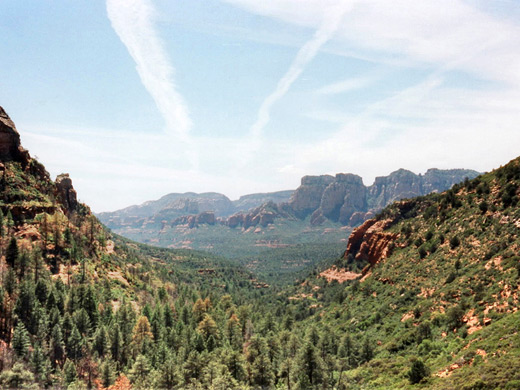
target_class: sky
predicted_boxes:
[1,0,520,212]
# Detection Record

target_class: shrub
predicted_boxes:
[450,236,460,250]
[408,358,429,384]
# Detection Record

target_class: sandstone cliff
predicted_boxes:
[0,106,30,166]
[288,167,479,227]
[0,107,84,220]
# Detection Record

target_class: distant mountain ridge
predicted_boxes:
[97,190,295,229]
[98,168,479,232]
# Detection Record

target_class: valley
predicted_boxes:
[1,107,519,389]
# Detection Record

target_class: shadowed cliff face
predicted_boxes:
[0,106,30,165]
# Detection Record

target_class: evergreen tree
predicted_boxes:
[132,315,153,354]
[73,308,91,336]
[93,325,109,358]
[14,282,36,334]
[16,252,29,279]
[100,359,115,388]
[12,322,31,359]
[360,336,374,363]
[408,358,429,384]
[250,352,275,388]
[110,325,123,365]
[197,313,218,340]
[157,358,181,390]
[63,359,77,385]
[68,325,83,361]
[0,208,4,238]
[32,345,47,380]
[50,323,65,367]
[295,342,324,387]
[129,354,151,388]
[6,237,18,268]
[4,268,16,297]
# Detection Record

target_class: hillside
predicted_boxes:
[0,107,283,389]
[291,155,520,389]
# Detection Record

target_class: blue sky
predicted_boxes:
[1,0,520,212]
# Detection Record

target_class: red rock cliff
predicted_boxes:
[344,218,398,272]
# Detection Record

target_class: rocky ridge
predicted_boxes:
[99,167,479,233]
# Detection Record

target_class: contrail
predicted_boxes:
[249,1,353,140]
[106,0,191,140]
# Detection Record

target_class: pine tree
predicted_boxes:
[63,359,77,385]
[50,323,65,367]
[83,285,99,327]
[295,341,324,387]
[17,251,29,278]
[6,237,18,268]
[93,325,109,358]
[132,316,153,354]
[360,336,373,363]
[12,322,31,359]
[110,325,123,365]
[157,358,181,390]
[14,282,36,334]
[129,354,150,387]
[0,208,4,238]
[0,362,36,389]
[32,345,47,380]
[4,268,16,296]
[100,359,115,388]
[68,325,83,361]
[197,313,218,340]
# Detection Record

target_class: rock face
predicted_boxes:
[343,218,398,272]
[98,167,479,232]
[223,202,291,229]
[0,107,30,165]
[368,169,421,210]
[232,190,293,212]
[288,167,480,227]
[367,168,479,210]
[309,174,367,225]
[289,175,334,218]
[56,174,79,214]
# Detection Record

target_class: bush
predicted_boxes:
[408,358,429,384]
[450,236,460,250]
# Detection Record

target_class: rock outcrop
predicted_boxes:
[0,106,30,165]
[309,173,367,225]
[343,218,398,272]
[289,167,480,227]
[56,173,79,214]
[289,175,334,219]
[171,211,216,228]
[98,166,479,232]
[223,202,291,229]
[367,168,479,210]
[232,190,293,212]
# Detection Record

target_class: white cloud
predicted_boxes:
[106,0,192,139]
[249,1,355,140]
[316,75,376,95]
[223,0,520,85]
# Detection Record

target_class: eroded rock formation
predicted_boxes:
[0,106,30,165]
[56,173,79,214]
[344,218,398,272]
